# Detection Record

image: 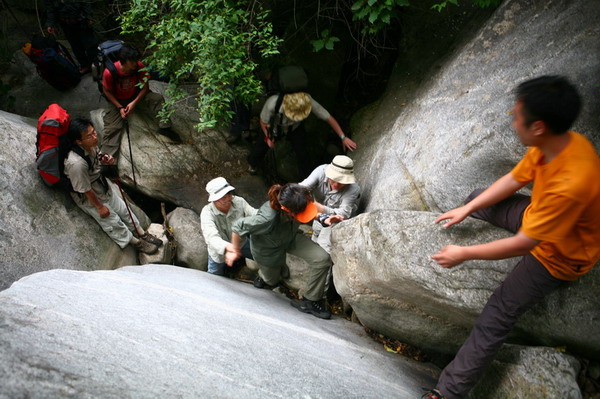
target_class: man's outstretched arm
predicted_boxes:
[435,172,526,228]
[431,232,539,268]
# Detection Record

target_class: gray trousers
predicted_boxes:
[257,233,331,301]
[72,181,140,248]
[100,91,169,158]
[436,190,564,399]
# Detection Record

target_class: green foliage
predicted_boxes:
[120,0,282,129]
[350,0,410,35]
[432,0,501,12]
[310,29,341,52]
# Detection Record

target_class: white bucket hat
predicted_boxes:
[325,155,355,184]
[206,177,235,202]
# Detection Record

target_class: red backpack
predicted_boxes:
[36,104,74,190]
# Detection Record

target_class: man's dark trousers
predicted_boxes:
[436,189,563,399]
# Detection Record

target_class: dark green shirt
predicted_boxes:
[232,201,303,268]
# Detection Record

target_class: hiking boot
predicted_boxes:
[141,232,163,247]
[291,297,331,319]
[422,389,446,399]
[134,239,159,255]
[253,275,276,289]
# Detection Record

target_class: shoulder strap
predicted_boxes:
[269,93,285,133]
[70,145,93,171]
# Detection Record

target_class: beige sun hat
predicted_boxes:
[325,155,355,184]
[281,92,312,121]
[206,177,235,202]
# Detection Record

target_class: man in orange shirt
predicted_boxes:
[423,76,600,399]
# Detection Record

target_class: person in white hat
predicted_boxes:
[200,177,258,276]
[299,155,361,253]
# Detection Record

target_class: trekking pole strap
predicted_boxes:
[114,177,139,237]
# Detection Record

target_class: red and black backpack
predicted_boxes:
[35,104,74,191]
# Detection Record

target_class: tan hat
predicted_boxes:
[325,155,355,184]
[206,177,235,202]
[282,92,312,121]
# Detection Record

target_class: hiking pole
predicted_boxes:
[123,119,137,186]
[114,176,140,238]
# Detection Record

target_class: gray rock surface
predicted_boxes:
[351,0,600,214]
[331,211,600,360]
[0,265,439,398]
[471,345,581,399]
[0,110,142,291]
[166,207,207,270]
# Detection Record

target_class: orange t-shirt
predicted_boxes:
[511,131,600,281]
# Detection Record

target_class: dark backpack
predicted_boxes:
[268,65,308,94]
[267,66,309,139]
[24,35,81,91]
[92,39,124,96]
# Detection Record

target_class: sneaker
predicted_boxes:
[291,297,331,319]
[141,232,163,247]
[134,239,159,255]
[253,275,275,289]
[422,389,445,399]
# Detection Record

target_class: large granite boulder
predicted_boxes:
[351,0,600,214]
[167,207,207,270]
[331,211,600,360]
[0,110,146,291]
[0,265,439,398]
[471,344,581,399]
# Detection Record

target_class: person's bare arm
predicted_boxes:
[431,232,538,268]
[435,173,526,228]
[84,190,109,218]
[326,116,357,151]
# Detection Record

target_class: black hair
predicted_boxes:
[118,43,141,63]
[515,75,581,135]
[268,183,312,214]
[68,117,94,142]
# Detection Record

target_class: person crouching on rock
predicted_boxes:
[64,118,163,254]
[200,177,258,276]
[226,183,342,319]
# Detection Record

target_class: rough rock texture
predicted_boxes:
[331,211,600,359]
[0,265,439,398]
[471,345,581,399]
[351,0,600,214]
[166,207,207,270]
[0,110,145,291]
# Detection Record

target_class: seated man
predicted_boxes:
[424,76,600,399]
[64,118,163,254]
[248,92,357,178]
[100,43,171,158]
[200,177,258,276]
[299,155,360,253]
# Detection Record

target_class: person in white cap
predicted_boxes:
[200,177,258,276]
[299,155,361,253]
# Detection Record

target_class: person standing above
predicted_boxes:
[45,0,98,74]
[64,118,163,254]
[200,177,258,276]
[248,92,357,178]
[299,155,360,253]
[100,43,171,159]
[423,76,600,399]
[226,184,342,319]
